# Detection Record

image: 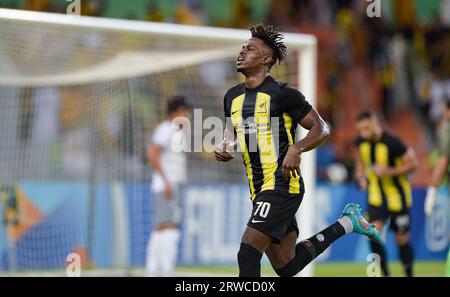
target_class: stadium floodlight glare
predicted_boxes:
[0,8,316,276]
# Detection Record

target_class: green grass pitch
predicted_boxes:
[176,261,446,277]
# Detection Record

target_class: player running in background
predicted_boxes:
[354,111,418,277]
[424,100,450,276]
[215,23,381,277]
[145,96,191,277]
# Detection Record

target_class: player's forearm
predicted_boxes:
[385,149,418,177]
[386,162,416,176]
[293,120,330,154]
[148,151,170,185]
[149,160,170,184]
[353,148,366,180]
[430,156,449,188]
[355,164,366,180]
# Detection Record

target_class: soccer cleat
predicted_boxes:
[341,203,381,243]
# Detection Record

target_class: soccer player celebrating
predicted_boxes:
[354,111,418,277]
[215,24,380,277]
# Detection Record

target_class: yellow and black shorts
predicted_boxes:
[247,190,303,244]
[367,204,411,235]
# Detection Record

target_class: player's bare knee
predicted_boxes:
[241,227,272,251]
[395,233,409,245]
[371,220,383,231]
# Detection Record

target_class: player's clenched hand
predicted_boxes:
[373,164,390,177]
[215,143,234,162]
[164,183,174,199]
[282,145,301,180]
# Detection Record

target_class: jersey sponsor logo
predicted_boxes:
[236,122,272,135]
[239,121,257,135]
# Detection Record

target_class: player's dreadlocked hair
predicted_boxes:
[250,23,287,67]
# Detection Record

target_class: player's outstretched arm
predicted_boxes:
[373,147,418,177]
[147,144,174,198]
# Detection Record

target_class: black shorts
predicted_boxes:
[247,190,303,244]
[367,205,411,234]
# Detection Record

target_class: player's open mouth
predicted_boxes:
[236,56,244,65]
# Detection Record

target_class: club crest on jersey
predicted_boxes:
[257,101,267,113]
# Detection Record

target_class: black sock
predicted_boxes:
[237,243,262,277]
[306,222,346,254]
[370,241,389,276]
[399,243,413,277]
[275,222,345,277]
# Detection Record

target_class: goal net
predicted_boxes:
[0,8,317,276]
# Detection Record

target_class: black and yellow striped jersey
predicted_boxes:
[354,132,412,212]
[224,75,312,200]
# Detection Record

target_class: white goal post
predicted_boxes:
[0,8,317,276]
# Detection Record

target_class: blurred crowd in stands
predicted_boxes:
[1,0,449,186]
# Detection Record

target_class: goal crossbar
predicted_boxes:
[0,8,317,277]
[0,8,316,48]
